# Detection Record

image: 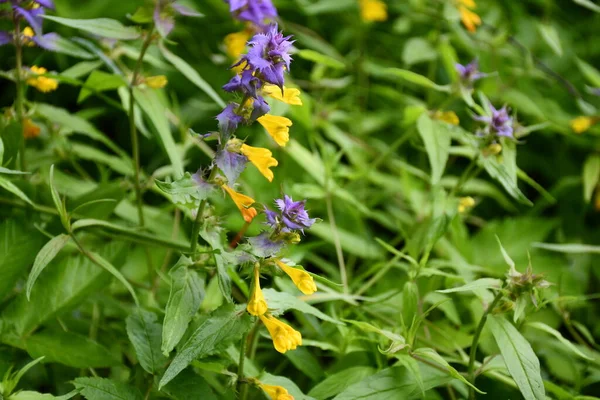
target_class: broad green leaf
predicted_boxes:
[258,373,314,400]
[263,288,342,325]
[576,58,600,87]
[162,256,204,355]
[25,330,119,368]
[333,364,452,400]
[402,37,437,65]
[412,347,484,393]
[61,61,104,79]
[89,251,138,305]
[1,122,22,169]
[533,242,600,254]
[365,62,451,92]
[0,175,34,205]
[296,49,346,70]
[70,143,134,176]
[396,355,425,398]
[199,224,232,302]
[49,36,94,59]
[133,88,184,178]
[583,155,600,202]
[44,16,140,40]
[73,378,143,400]
[159,42,225,108]
[480,155,532,206]
[527,322,592,361]
[437,278,503,293]
[155,172,214,207]
[78,71,127,103]
[285,346,325,381]
[160,368,218,400]
[0,219,44,300]
[126,309,168,374]
[417,114,451,185]
[26,234,71,300]
[9,390,77,400]
[310,223,383,259]
[343,319,405,344]
[573,0,600,12]
[159,304,253,388]
[487,315,545,400]
[308,367,376,399]
[537,24,563,56]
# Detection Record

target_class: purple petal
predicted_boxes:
[173,2,203,16]
[216,103,244,138]
[15,6,44,34]
[33,32,59,50]
[34,0,55,9]
[215,150,248,185]
[247,232,284,258]
[0,31,12,46]
[154,4,175,37]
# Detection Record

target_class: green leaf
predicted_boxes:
[417,114,451,184]
[1,122,22,169]
[573,0,600,12]
[480,154,532,206]
[0,175,34,205]
[61,61,104,79]
[78,71,127,103]
[533,242,600,254]
[487,315,545,400]
[26,234,71,300]
[308,367,375,399]
[25,330,120,368]
[576,58,600,87]
[402,37,437,66]
[88,251,138,305]
[296,49,346,70]
[583,155,600,203]
[9,390,77,400]
[159,42,225,108]
[0,219,44,300]
[73,378,143,400]
[412,348,484,393]
[70,143,134,176]
[310,223,383,259]
[396,355,425,398]
[126,309,168,374]
[162,256,204,355]
[365,62,451,92]
[437,278,503,293]
[156,172,214,207]
[332,364,452,400]
[526,322,592,361]
[43,16,140,40]
[49,36,94,59]
[263,288,342,325]
[160,368,218,400]
[537,24,563,56]
[159,304,253,388]
[133,88,184,178]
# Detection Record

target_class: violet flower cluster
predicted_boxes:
[455,59,486,87]
[266,195,316,233]
[0,0,57,50]
[225,0,277,29]
[476,104,514,138]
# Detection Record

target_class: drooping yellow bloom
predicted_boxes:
[433,110,459,125]
[22,27,35,47]
[146,75,168,89]
[259,382,295,400]
[458,196,475,213]
[259,314,302,353]
[262,84,303,106]
[23,118,41,139]
[26,66,58,93]
[240,144,278,182]
[247,265,268,316]
[457,0,481,33]
[276,260,317,295]
[359,0,388,22]
[257,114,292,147]
[224,30,251,59]
[570,116,595,134]
[222,184,257,223]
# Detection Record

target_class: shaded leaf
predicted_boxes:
[126,309,168,374]
[26,234,71,300]
[73,378,143,400]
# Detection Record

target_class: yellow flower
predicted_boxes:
[247,265,268,316]
[433,110,459,125]
[359,0,388,22]
[22,27,35,47]
[26,66,58,93]
[240,144,278,182]
[262,84,303,106]
[457,0,480,32]
[257,114,292,147]
[458,196,475,213]
[23,118,40,139]
[224,30,251,59]
[570,116,595,134]
[483,143,502,156]
[222,184,258,223]
[259,383,294,400]
[146,75,168,89]
[276,260,317,295]
[259,314,302,353]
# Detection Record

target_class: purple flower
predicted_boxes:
[226,0,277,29]
[475,104,513,137]
[247,232,284,257]
[223,69,262,98]
[455,59,485,84]
[216,103,244,138]
[250,95,270,120]
[265,195,316,233]
[154,0,203,37]
[215,150,248,184]
[239,24,293,89]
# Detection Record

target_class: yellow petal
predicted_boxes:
[22,27,35,47]
[23,118,40,139]
[146,75,168,89]
[222,185,257,223]
[247,266,268,316]
[257,114,292,147]
[224,30,251,59]
[359,0,388,22]
[259,315,302,353]
[433,110,460,125]
[26,66,58,93]
[276,260,317,295]
[458,0,476,8]
[459,6,481,32]
[570,116,595,134]
[240,144,278,182]
[259,383,294,400]
[458,196,475,213]
[263,84,303,106]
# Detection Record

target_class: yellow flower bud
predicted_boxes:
[146,75,168,89]
[27,66,58,93]
[570,116,595,134]
[484,143,502,156]
[276,260,317,295]
[240,144,278,182]
[458,196,476,213]
[433,110,460,125]
[259,314,302,353]
[262,84,303,106]
[247,265,268,316]
[359,0,388,22]
[458,0,481,33]
[259,383,295,400]
[22,27,35,47]
[222,185,257,223]
[23,118,41,139]
[257,114,292,147]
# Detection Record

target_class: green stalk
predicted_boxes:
[190,199,206,254]
[13,15,26,171]
[467,290,504,400]
[450,155,480,197]
[236,331,249,399]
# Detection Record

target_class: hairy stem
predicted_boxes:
[237,331,249,400]
[13,15,26,171]
[467,290,504,400]
[190,199,206,254]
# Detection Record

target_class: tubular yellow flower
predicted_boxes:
[259,314,302,353]
[224,30,251,59]
[359,0,388,22]
[23,118,41,139]
[276,260,317,295]
[247,265,268,316]
[433,110,459,125]
[257,114,292,147]
[458,0,481,33]
[27,66,58,93]
[570,116,595,134]
[222,184,258,223]
[240,144,278,182]
[262,84,303,106]
[22,27,35,47]
[259,383,294,400]
[146,75,168,89]
[458,196,475,213]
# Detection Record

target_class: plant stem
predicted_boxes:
[236,331,249,400]
[451,155,479,197]
[13,15,26,171]
[128,27,154,228]
[467,290,504,400]
[190,199,206,254]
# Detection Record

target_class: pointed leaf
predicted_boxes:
[73,378,143,400]
[126,309,168,374]
[43,16,140,40]
[26,234,71,300]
